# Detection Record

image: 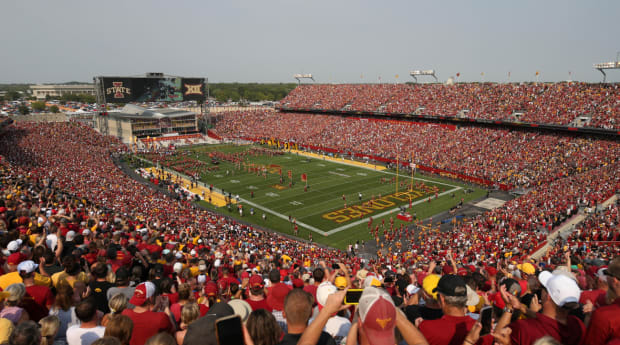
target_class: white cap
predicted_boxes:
[363,275,382,288]
[316,282,337,307]
[197,274,207,284]
[406,284,420,295]
[82,229,91,236]
[214,259,221,267]
[17,260,38,274]
[466,285,480,306]
[596,268,608,283]
[66,231,76,241]
[173,262,183,273]
[6,241,19,252]
[175,252,183,259]
[538,271,581,307]
[46,234,58,251]
[190,249,196,256]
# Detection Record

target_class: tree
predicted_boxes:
[18,104,30,115]
[6,91,21,101]
[49,105,60,113]
[31,101,47,112]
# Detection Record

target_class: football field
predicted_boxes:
[140,143,487,249]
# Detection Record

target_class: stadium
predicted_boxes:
[1,2,620,343]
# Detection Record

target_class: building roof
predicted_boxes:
[30,84,94,90]
[108,104,195,120]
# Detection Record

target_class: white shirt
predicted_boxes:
[66,325,105,345]
[324,315,351,345]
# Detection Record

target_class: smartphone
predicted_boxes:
[332,263,340,270]
[215,315,245,345]
[480,306,493,336]
[344,289,364,305]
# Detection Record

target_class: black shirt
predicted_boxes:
[89,280,115,313]
[277,331,337,345]
[404,305,443,324]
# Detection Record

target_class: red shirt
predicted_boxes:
[245,298,272,312]
[579,288,606,306]
[420,314,493,345]
[584,298,620,345]
[122,309,173,345]
[303,284,318,304]
[509,312,586,345]
[25,285,54,307]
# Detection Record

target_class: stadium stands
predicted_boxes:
[279,82,620,130]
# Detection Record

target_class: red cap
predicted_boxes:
[241,271,250,280]
[267,283,290,311]
[486,267,497,276]
[0,207,7,213]
[129,282,156,306]
[292,278,304,288]
[204,281,218,297]
[249,275,264,288]
[7,253,24,265]
[359,287,397,345]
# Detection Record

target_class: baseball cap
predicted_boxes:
[129,282,156,306]
[316,282,337,308]
[465,285,480,306]
[517,263,536,275]
[66,231,76,241]
[538,271,581,308]
[406,284,420,295]
[249,274,264,288]
[6,240,20,252]
[7,253,24,266]
[433,274,467,297]
[363,276,382,288]
[334,276,347,289]
[358,287,397,345]
[17,260,38,274]
[603,256,620,279]
[422,274,441,299]
[198,260,207,271]
[173,262,183,273]
[292,278,304,288]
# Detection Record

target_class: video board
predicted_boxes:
[98,77,205,103]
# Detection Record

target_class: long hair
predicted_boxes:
[54,282,74,311]
[38,316,60,345]
[104,315,134,345]
[246,309,281,345]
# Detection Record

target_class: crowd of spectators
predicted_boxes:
[213,110,620,188]
[279,83,620,129]
[0,118,618,345]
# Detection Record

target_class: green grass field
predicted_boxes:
[141,144,487,250]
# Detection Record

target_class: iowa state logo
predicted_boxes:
[106,82,132,98]
[184,84,203,95]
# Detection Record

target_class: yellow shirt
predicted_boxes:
[0,318,14,344]
[0,271,52,290]
[51,271,89,288]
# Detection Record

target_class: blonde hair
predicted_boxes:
[181,303,200,326]
[108,293,129,314]
[39,316,60,345]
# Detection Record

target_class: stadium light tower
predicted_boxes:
[410,70,438,83]
[294,74,315,85]
[593,52,620,82]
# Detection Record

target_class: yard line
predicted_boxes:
[292,150,459,188]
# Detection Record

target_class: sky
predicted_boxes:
[1,0,619,84]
